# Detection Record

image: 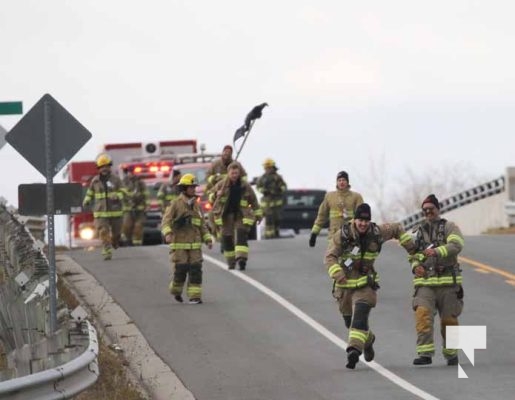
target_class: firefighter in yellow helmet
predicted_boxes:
[161,174,213,304]
[256,158,287,239]
[209,162,262,270]
[82,154,125,260]
[121,166,150,246]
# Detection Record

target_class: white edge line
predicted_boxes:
[204,254,440,400]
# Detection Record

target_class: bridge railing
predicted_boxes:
[399,176,506,231]
[0,199,98,399]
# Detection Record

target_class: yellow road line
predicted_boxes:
[474,269,490,274]
[459,256,515,281]
[506,280,515,287]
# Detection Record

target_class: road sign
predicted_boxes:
[6,94,92,334]
[0,101,22,115]
[18,183,83,216]
[5,94,92,178]
[0,124,6,150]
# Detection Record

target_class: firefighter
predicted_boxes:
[161,174,213,304]
[82,153,125,260]
[121,167,150,246]
[205,145,247,194]
[157,169,181,212]
[325,203,416,369]
[210,162,262,270]
[256,158,287,239]
[409,194,465,366]
[310,170,364,246]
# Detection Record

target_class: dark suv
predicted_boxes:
[279,189,327,234]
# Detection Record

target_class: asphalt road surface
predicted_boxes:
[69,234,515,400]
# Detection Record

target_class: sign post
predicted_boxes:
[6,94,92,333]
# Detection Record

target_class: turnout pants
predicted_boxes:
[412,285,463,359]
[169,248,203,300]
[95,217,122,256]
[336,286,376,354]
[122,210,146,245]
[264,205,281,239]
[221,212,251,268]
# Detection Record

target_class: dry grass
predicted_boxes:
[483,226,515,234]
[58,273,147,400]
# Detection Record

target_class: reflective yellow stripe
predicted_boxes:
[162,226,172,235]
[203,233,212,242]
[417,344,435,353]
[192,218,201,226]
[240,200,249,207]
[242,218,254,226]
[224,251,235,258]
[215,218,223,226]
[93,211,123,218]
[254,209,263,217]
[413,275,463,286]
[399,232,411,245]
[436,246,448,257]
[442,348,458,356]
[336,275,380,289]
[328,264,342,278]
[349,329,368,344]
[261,201,270,207]
[170,242,203,250]
[329,209,343,218]
[235,245,249,254]
[447,234,464,246]
[311,225,321,234]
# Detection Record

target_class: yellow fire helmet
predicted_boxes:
[178,173,198,186]
[96,153,112,168]
[262,158,275,168]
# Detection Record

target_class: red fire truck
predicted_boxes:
[66,140,198,247]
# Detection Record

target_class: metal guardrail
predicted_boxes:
[399,176,506,231]
[0,199,99,399]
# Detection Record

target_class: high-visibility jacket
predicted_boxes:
[161,193,212,250]
[209,178,262,228]
[122,176,150,212]
[311,188,364,236]
[206,159,247,193]
[325,222,415,290]
[83,174,125,218]
[411,218,464,287]
[157,182,180,211]
[256,170,287,209]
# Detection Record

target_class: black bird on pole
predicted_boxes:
[233,102,268,146]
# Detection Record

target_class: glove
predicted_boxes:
[309,233,317,247]
[413,265,426,277]
[332,270,347,285]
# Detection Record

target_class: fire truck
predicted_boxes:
[66,140,201,247]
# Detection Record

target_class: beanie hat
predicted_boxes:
[223,145,233,152]
[422,194,440,209]
[355,203,371,221]
[337,171,349,182]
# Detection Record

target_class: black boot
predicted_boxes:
[364,335,375,362]
[413,356,432,365]
[447,355,459,366]
[346,348,361,369]
[174,294,183,303]
[238,258,246,271]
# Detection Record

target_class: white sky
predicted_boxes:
[2,0,515,213]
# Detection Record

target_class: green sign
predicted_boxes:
[0,102,23,115]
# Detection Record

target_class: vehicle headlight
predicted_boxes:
[79,227,95,240]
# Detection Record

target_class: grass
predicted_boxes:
[58,273,148,400]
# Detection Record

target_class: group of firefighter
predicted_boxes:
[83,146,465,369]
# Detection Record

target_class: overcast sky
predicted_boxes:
[2,0,515,214]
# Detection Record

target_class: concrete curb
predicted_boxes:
[56,253,195,400]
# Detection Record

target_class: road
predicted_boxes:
[69,234,515,400]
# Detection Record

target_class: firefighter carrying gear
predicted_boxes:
[310,176,363,244]
[83,167,125,260]
[326,216,416,368]
[256,162,287,239]
[410,209,465,365]
[161,192,212,303]
[157,170,181,211]
[210,166,262,270]
[121,173,150,246]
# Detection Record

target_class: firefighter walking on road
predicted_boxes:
[161,174,213,304]
[206,145,247,194]
[310,171,364,247]
[325,203,416,369]
[157,169,181,212]
[256,158,287,239]
[409,194,465,366]
[121,167,150,246]
[210,162,262,270]
[82,154,125,260]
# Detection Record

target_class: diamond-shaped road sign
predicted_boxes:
[5,94,92,178]
[0,124,6,150]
